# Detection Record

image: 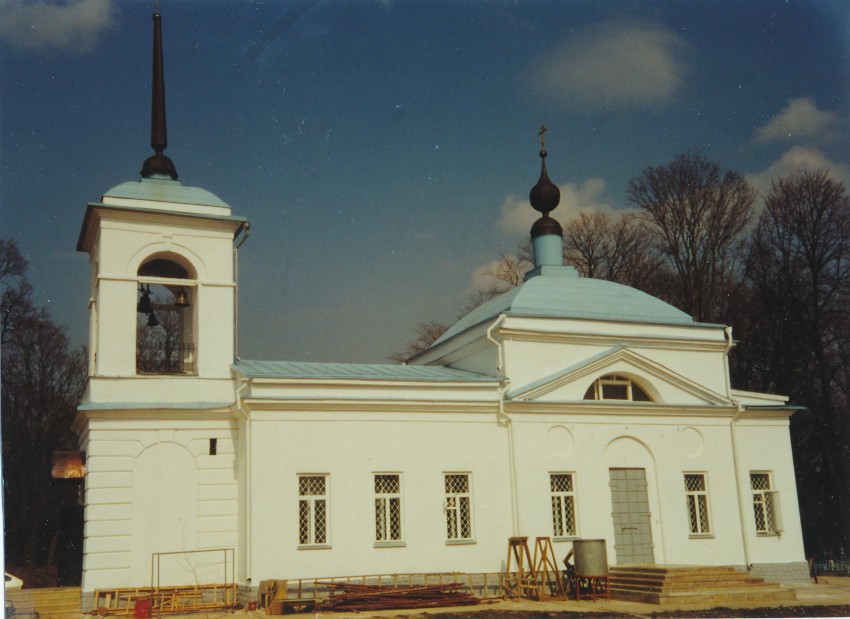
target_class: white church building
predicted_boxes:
[74,7,808,610]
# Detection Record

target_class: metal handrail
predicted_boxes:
[136,342,196,374]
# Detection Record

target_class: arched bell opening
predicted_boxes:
[136,256,197,375]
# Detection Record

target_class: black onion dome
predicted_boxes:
[141,152,178,179]
[531,214,563,239]
[529,150,560,214]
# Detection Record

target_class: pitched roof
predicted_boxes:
[233,359,496,382]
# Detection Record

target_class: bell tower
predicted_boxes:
[76,6,248,406]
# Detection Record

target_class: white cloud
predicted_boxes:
[496,177,612,237]
[754,98,841,143]
[468,258,517,296]
[529,20,688,110]
[746,146,850,197]
[0,0,116,54]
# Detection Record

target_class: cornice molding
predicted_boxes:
[504,400,737,418]
[241,397,498,415]
[246,377,499,392]
[498,326,728,352]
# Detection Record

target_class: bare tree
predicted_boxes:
[1,240,88,571]
[564,212,609,278]
[627,153,756,322]
[563,211,664,291]
[743,170,850,553]
[483,252,531,289]
[1,239,44,346]
[389,320,451,363]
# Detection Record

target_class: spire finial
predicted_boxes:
[141,3,178,180]
[528,126,563,270]
[529,126,559,216]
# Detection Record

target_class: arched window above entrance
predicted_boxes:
[583,374,653,402]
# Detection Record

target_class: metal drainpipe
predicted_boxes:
[730,402,752,570]
[724,326,753,569]
[235,377,252,582]
[233,223,251,359]
[486,316,519,535]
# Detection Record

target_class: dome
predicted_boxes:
[434,266,694,345]
[102,178,231,209]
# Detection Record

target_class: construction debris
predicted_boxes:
[92,584,237,615]
[503,536,569,601]
[315,581,483,612]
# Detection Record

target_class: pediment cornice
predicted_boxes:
[507,345,732,406]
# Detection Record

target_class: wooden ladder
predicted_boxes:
[503,536,539,600]
[532,536,567,600]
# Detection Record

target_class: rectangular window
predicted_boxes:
[374,474,402,543]
[298,475,328,546]
[550,473,577,538]
[445,474,473,541]
[684,473,711,535]
[751,472,782,534]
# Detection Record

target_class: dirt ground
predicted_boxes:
[79,577,850,619]
[229,576,850,619]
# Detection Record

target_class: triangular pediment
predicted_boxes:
[507,346,732,406]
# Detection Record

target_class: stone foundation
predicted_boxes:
[81,590,95,613]
[748,561,811,584]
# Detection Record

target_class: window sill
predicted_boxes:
[756,531,781,537]
[298,544,331,550]
[135,372,199,377]
[688,533,715,539]
[374,541,406,548]
[446,539,476,546]
[554,536,579,542]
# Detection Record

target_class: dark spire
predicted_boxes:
[141,3,178,180]
[529,125,561,239]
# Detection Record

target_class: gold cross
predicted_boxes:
[538,125,547,151]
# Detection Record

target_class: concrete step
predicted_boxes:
[608,566,797,606]
[610,575,771,590]
[612,586,797,606]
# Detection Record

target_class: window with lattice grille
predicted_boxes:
[445,474,473,541]
[550,473,577,538]
[298,475,328,546]
[751,472,782,534]
[684,473,711,535]
[374,474,402,544]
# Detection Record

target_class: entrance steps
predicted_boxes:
[5,586,82,619]
[609,565,796,606]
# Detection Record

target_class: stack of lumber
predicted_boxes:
[315,582,482,611]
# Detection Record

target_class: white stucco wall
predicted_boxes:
[245,410,513,582]
[85,208,239,386]
[734,419,806,563]
[81,415,239,592]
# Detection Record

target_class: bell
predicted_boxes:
[173,287,190,308]
[147,311,160,328]
[137,288,153,314]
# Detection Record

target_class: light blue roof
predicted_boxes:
[104,178,231,208]
[435,266,694,345]
[233,359,496,382]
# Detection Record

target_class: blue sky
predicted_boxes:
[1,0,848,363]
